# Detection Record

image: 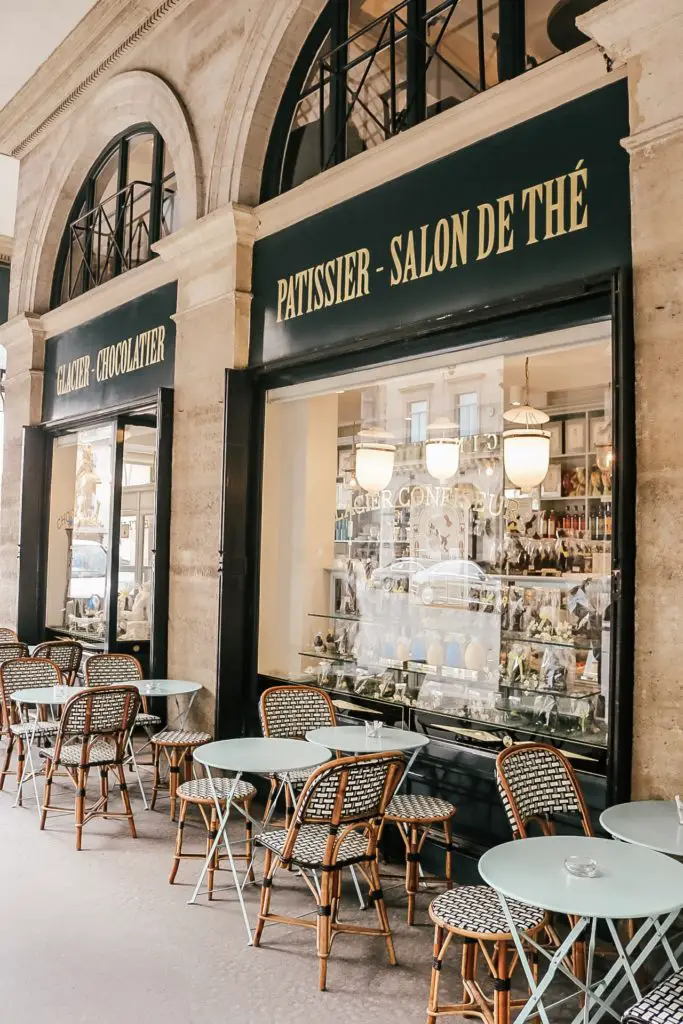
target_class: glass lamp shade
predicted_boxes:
[425,438,461,481]
[503,428,551,491]
[355,443,395,492]
[595,444,613,472]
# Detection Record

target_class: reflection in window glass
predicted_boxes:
[116,425,156,641]
[45,425,115,640]
[258,327,614,756]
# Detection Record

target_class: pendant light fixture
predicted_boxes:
[425,417,460,482]
[355,426,396,492]
[503,358,550,491]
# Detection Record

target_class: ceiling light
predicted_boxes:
[425,417,460,482]
[503,359,550,491]
[355,427,396,492]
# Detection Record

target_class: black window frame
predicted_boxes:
[51,124,171,310]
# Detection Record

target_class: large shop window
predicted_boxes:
[262,0,604,199]
[52,126,177,308]
[258,322,615,766]
[45,421,158,647]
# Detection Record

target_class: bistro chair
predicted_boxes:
[85,653,162,732]
[169,776,257,899]
[0,642,29,731]
[0,656,59,796]
[382,792,456,925]
[259,684,336,824]
[253,750,405,991]
[0,627,18,643]
[39,684,141,850]
[496,742,593,982]
[33,640,83,686]
[150,728,212,820]
[425,885,546,1024]
[622,969,683,1023]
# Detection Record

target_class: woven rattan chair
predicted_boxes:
[622,969,683,1023]
[0,656,58,795]
[383,792,456,925]
[169,776,257,898]
[151,729,212,820]
[33,640,83,686]
[426,886,546,1024]
[254,750,404,991]
[85,653,162,732]
[259,684,336,823]
[0,627,18,643]
[0,641,29,733]
[40,684,141,850]
[496,742,594,983]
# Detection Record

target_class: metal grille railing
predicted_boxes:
[65,174,176,302]
[300,0,486,175]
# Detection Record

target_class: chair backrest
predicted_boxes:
[0,658,61,724]
[85,653,143,687]
[296,751,404,827]
[259,684,336,739]
[59,685,140,742]
[496,742,593,839]
[0,627,18,643]
[33,641,83,684]
[0,642,29,668]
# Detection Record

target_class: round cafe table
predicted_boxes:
[479,835,683,1024]
[305,724,428,788]
[189,737,332,943]
[600,800,683,858]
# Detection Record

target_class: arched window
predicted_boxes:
[261,0,603,201]
[51,125,177,308]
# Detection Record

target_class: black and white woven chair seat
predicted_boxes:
[274,766,315,785]
[151,729,211,747]
[40,740,117,767]
[10,720,59,737]
[177,777,256,804]
[623,970,683,1023]
[430,885,545,936]
[136,712,162,728]
[387,793,455,821]
[258,823,371,869]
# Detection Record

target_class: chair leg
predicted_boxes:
[0,734,14,790]
[99,768,109,813]
[317,864,333,991]
[151,744,161,810]
[75,766,88,850]
[370,856,397,967]
[494,940,511,1024]
[444,818,454,887]
[207,806,219,901]
[406,824,420,925]
[117,763,137,838]
[169,797,187,885]
[40,759,55,831]
[253,848,274,948]
[245,798,255,883]
[16,736,25,803]
[169,749,180,821]
[263,777,277,823]
[284,783,293,828]
[427,924,446,1024]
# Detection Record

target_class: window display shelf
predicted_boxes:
[501,630,595,649]
[299,649,357,663]
[498,681,600,699]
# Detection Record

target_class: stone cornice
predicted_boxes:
[622,115,683,156]
[0,0,194,158]
[152,203,258,271]
[577,0,683,61]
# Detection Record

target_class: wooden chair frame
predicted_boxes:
[0,653,53,793]
[33,640,83,687]
[259,684,337,825]
[253,750,404,991]
[381,807,455,924]
[427,907,546,1024]
[40,684,141,850]
[0,627,18,643]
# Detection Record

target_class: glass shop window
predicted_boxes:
[258,323,616,759]
[45,424,116,640]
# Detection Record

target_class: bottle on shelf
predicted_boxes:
[605,502,612,539]
[548,509,556,538]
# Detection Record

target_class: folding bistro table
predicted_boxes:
[189,737,332,943]
[479,834,683,1024]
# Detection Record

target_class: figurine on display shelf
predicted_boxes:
[533,694,559,729]
[568,582,602,648]
[538,646,575,693]
[313,632,325,654]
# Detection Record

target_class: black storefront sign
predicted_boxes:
[251,80,630,366]
[42,281,177,422]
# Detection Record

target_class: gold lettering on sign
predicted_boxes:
[273,157,591,319]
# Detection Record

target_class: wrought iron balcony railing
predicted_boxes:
[64,174,176,303]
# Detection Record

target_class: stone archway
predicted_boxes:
[208,0,326,210]
[14,70,201,317]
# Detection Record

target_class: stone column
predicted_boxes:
[579,0,683,797]
[153,204,257,730]
[0,314,45,625]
